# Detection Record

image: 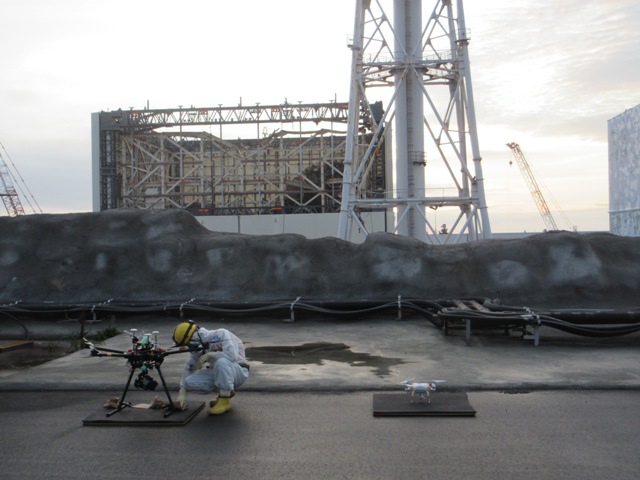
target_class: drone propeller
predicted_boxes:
[401,379,444,384]
[82,338,97,352]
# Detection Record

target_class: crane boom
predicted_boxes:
[0,150,25,217]
[506,142,558,231]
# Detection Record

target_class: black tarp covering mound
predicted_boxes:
[0,209,639,308]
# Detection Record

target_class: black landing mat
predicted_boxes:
[373,392,475,417]
[83,402,205,426]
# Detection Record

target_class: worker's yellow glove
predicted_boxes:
[175,388,188,410]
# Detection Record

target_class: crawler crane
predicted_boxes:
[0,142,41,216]
[506,142,560,231]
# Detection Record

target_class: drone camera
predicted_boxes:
[134,373,158,391]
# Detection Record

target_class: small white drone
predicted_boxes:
[401,379,445,404]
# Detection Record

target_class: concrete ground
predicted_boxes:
[1,390,638,480]
[1,315,638,394]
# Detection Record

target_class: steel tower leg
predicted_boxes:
[456,0,491,240]
[338,1,366,241]
[394,0,427,241]
[338,0,492,243]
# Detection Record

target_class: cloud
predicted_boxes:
[0,0,630,231]
[469,0,640,140]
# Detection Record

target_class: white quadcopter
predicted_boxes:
[401,379,445,404]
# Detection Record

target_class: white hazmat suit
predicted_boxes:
[176,327,249,410]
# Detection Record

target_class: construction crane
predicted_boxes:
[0,141,42,217]
[506,142,559,231]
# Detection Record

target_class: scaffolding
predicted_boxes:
[92,102,387,215]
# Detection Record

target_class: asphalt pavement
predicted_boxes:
[2,390,639,480]
[1,314,639,393]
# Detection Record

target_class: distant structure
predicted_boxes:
[91,0,493,244]
[608,104,640,236]
[0,149,24,217]
[0,141,42,217]
[506,142,573,232]
[91,102,386,220]
[338,0,491,244]
[506,142,559,231]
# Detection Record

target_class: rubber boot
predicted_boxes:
[208,396,231,415]
[209,390,235,408]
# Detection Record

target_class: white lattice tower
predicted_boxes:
[338,0,491,243]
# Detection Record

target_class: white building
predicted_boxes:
[608,104,640,236]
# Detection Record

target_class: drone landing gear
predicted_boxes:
[411,393,431,404]
[107,364,178,418]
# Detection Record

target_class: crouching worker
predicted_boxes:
[172,321,249,415]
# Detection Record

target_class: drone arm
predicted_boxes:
[82,339,127,355]
[160,345,204,357]
[90,351,130,359]
[82,342,134,359]
[91,346,128,355]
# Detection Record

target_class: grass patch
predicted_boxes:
[92,326,122,342]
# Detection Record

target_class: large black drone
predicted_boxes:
[83,329,198,418]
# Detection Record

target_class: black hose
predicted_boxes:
[0,310,30,340]
[438,304,640,338]
[1,298,639,339]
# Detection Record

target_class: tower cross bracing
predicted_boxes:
[338,0,491,244]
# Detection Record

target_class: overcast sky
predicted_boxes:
[1,0,638,233]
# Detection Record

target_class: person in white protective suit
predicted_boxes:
[172,320,249,415]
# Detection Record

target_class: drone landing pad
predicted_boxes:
[373,393,475,417]
[83,402,205,427]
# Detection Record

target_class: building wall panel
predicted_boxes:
[608,104,640,236]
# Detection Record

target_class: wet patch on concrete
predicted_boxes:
[0,341,70,373]
[246,342,404,377]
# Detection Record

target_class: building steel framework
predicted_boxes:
[93,102,386,215]
[338,0,491,244]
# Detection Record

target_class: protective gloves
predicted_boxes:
[197,352,216,370]
[175,387,188,410]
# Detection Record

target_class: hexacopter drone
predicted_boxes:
[84,329,198,418]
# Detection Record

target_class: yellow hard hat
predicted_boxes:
[172,321,198,346]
